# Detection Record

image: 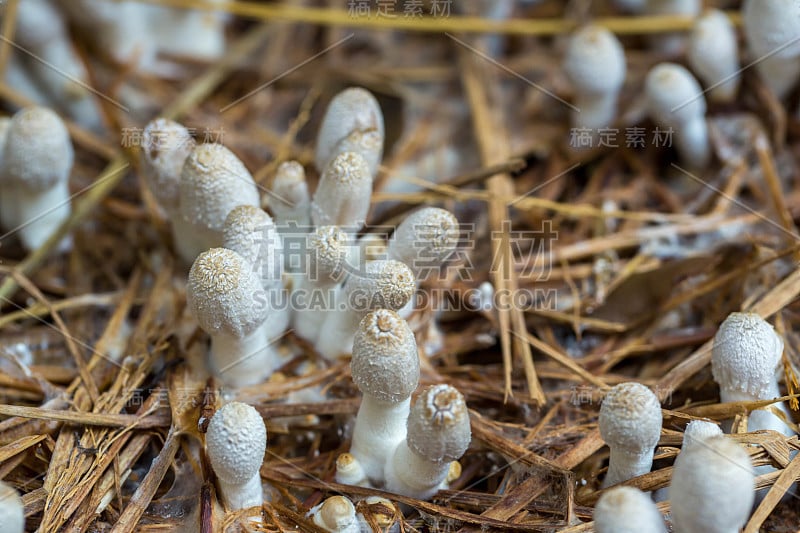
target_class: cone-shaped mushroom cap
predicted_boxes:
[743,0,800,58]
[645,63,706,126]
[564,25,626,95]
[223,205,280,277]
[388,207,459,277]
[670,436,754,533]
[352,309,419,402]
[311,151,372,229]
[315,87,384,174]
[594,486,666,533]
[711,312,784,398]
[687,10,739,94]
[141,118,194,210]
[345,259,416,312]
[187,248,268,337]
[0,480,24,533]
[332,129,383,178]
[206,401,267,486]
[599,382,662,453]
[2,106,73,191]
[271,161,309,213]
[682,420,722,450]
[309,226,349,282]
[313,496,357,532]
[179,143,259,232]
[407,384,471,463]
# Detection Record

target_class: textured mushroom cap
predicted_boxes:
[345,260,416,312]
[599,382,662,453]
[315,87,384,174]
[388,207,459,278]
[563,25,627,95]
[187,248,268,337]
[271,161,309,214]
[2,106,73,191]
[313,496,357,532]
[311,151,372,229]
[352,310,419,402]
[407,384,471,463]
[141,118,195,210]
[594,486,666,533]
[682,420,722,450]
[179,143,259,232]
[711,312,784,398]
[645,63,706,126]
[309,226,349,282]
[332,129,383,178]
[0,481,24,533]
[206,402,267,486]
[670,436,754,533]
[222,205,281,279]
[743,0,800,58]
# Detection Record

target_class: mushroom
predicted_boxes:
[356,497,399,532]
[334,452,369,487]
[187,248,280,387]
[644,63,710,169]
[682,419,722,448]
[387,207,460,282]
[269,160,311,234]
[308,496,359,533]
[205,401,267,511]
[384,384,472,500]
[598,382,662,488]
[347,309,420,485]
[742,0,800,100]
[687,9,741,103]
[594,486,666,533]
[310,151,372,231]
[0,481,24,533]
[669,436,755,533]
[563,25,627,132]
[316,259,415,361]
[179,143,260,262]
[315,87,384,178]
[0,106,74,251]
[645,0,701,55]
[711,312,793,436]
[150,0,228,61]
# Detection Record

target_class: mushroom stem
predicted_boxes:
[351,397,411,483]
[15,179,71,250]
[207,326,278,387]
[605,447,655,488]
[218,472,262,511]
[385,441,450,500]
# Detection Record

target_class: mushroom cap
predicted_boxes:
[141,118,195,210]
[563,25,627,95]
[345,259,416,313]
[271,161,309,215]
[205,401,267,486]
[682,420,722,450]
[670,436,754,533]
[406,384,471,463]
[315,87,384,174]
[388,207,459,279]
[309,225,349,282]
[312,496,358,532]
[2,106,73,191]
[743,0,800,58]
[332,129,383,178]
[222,205,282,282]
[187,248,268,337]
[352,309,420,402]
[644,63,706,126]
[594,486,666,533]
[0,481,24,533]
[711,312,784,398]
[599,382,662,453]
[311,151,372,229]
[179,143,259,233]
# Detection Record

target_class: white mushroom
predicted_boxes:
[598,382,662,488]
[347,310,420,485]
[187,248,280,387]
[742,0,800,100]
[0,106,73,251]
[384,384,472,500]
[206,401,267,511]
[645,0,701,56]
[307,495,359,533]
[687,9,741,102]
[269,160,311,234]
[563,25,627,132]
[0,481,24,533]
[594,486,666,533]
[149,0,229,61]
[682,419,722,449]
[310,151,372,232]
[334,452,369,487]
[387,207,459,281]
[669,436,755,533]
[644,63,710,169]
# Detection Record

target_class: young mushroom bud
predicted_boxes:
[269,161,311,234]
[179,143,260,263]
[356,497,399,532]
[311,152,372,231]
[0,106,74,251]
[141,118,195,215]
[334,452,369,487]
[348,310,420,485]
[205,401,267,511]
[151,0,228,61]
[687,10,741,103]
[644,63,710,169]
[187,248,280,387]
[308,495,359,533]
[743,0,800,100]
[315,87,384,178]
[316,260,415,360]
[682,419,722,449]
[563,25,627,131]
[598,382,662,488]
[711,312,793,436]
[385,384,472,500]
[670,436,755,533]
[594,486,667,533]
[388,207,459,281]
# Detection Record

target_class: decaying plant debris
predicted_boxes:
[1,1,800,532]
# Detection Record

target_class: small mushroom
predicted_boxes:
[334,452,369,487]
[645,0,701,55]
[310,151,372,231]
[742,0,800,99]
[594,486,666,533]
[687,10,741,102]
[308,495,359,533]
[269,160,311,234]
